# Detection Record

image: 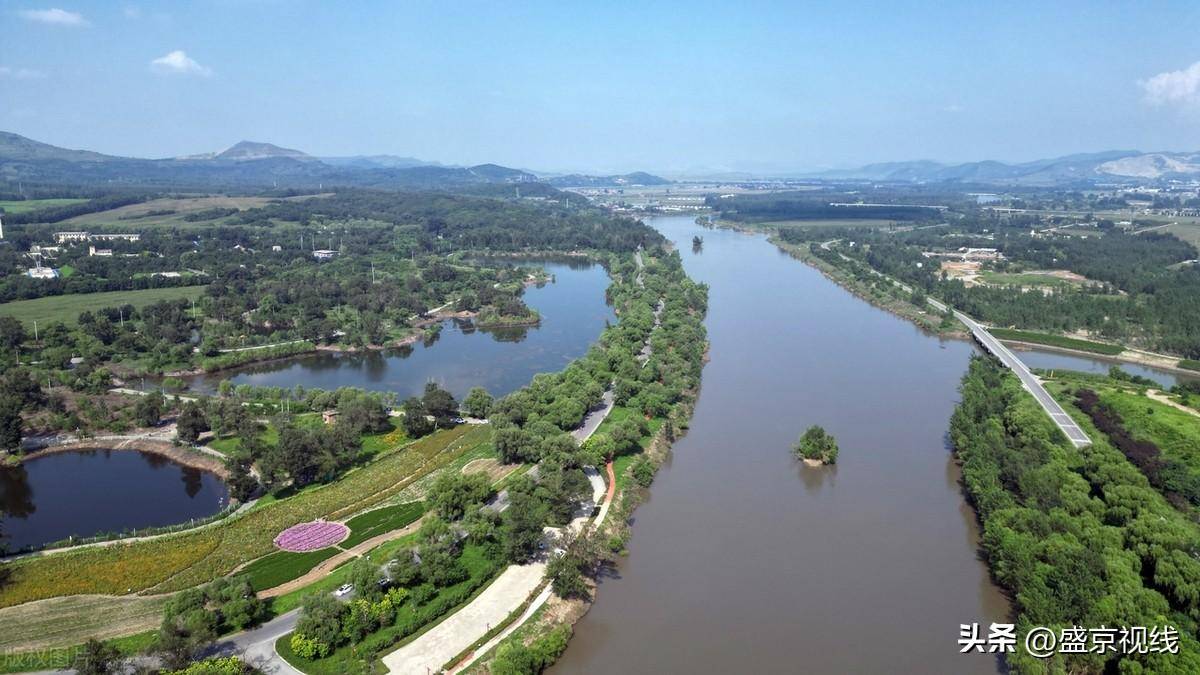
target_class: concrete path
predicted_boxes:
[571,390,614,443]
[381,562,548,674]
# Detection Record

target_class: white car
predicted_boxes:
[335,584,354,597]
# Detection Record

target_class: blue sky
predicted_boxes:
[3,1,1200,174]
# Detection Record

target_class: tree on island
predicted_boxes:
[794,425,839,465]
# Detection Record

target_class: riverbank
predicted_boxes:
[8,438,229,479]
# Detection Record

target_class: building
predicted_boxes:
[26,266,58,279]
[54,231,91,243]
[313,249,337,260]
[88,246,113,257]
[91,233,140,242]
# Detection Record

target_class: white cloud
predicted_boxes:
[942,104,965,113]
[18,8,87,26]
[123,6,141,19]
[1141,61,1200,106]
[0,66,47,79]
[150,50,212,77]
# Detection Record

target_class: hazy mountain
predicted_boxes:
[0,132,538,189]
[320,155,443,169]
[809,150,1200,184]
[545,171,670,187]
[0,131,120,163]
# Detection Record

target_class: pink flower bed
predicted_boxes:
[273,520,350,552]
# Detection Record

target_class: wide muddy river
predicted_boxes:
[554,215,1011,673]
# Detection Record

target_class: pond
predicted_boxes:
[0,449,228,551]
[180,260,615,401]
[1010,345,1196,389]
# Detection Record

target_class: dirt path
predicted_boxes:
[1147,389,1200,419]
[257,516,426,599]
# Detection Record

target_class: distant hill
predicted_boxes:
[0,131,120,163]
[320,155,443,169]
[545,171,670,187]
[213,141,313,161]
[810,150,1200,184]
[0,132,539,190]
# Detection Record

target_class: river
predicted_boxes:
[554,215,1010,673]
[180,260,614,401]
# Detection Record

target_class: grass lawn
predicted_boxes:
[0,198,87,215]
[594,406,663,493]
[0,286,207,326]
[1179,359,1200,372]
[276,544,503,675]
[240,548,342,592]
[1101,388,1200,478]
[990,328,1124,355]
[340,501,426,548]
[977,271,1083,289]
[209,415,403,459]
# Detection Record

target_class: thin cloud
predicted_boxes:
[1141,61,1200,106]
[150,50,212,77]
[942,104,965,113]
[0,66,47,79]
[18,8,87,26]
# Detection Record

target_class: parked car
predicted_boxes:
[335,584,354,597]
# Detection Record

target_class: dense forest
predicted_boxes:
[708,192,944,222]
[951,357,1200,673]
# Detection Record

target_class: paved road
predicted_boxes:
[205,610,302,674]
[955,312,1091,447]
[571,390,615,443]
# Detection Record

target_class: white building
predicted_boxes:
[55,231,91,243]
[26,266,58,279]
[313,249,337,260]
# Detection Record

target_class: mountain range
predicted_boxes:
[0,132,668,190]
[809,150,1200,184]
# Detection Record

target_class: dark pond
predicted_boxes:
[181,260,614,401]
[553,216,1009,674]
[0,449,228,551]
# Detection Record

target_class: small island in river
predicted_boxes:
[794,425,839,466]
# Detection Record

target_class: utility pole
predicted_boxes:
[33,320,38,341]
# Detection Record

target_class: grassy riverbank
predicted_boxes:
[989,328,1124,355]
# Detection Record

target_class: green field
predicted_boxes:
[340,501,425,548]
[990,327,1124,355]
[1180,359,1200,372]
[241,548,341,592]
[0,199,87,215]
[977,271,1084,289]
[0,286,207,326]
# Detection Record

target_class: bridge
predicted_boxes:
[818,241,1091,448]
[932,298,1091,448]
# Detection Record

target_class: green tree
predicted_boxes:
[428,471,493,521]
[294,593,345,656]
[400,397,433,438]
[135,391,166,427]
[176,401,210,444]
[72,639,120,675]
[462,386,494,419]
[0,395,22,451]
[421,382,459,427]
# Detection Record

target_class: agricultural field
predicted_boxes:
[0,424,490,608]
[0,285,207,326]
[1162,222,1200,248]
[58,194,331,229]
[0,198,88,215]
[0,594,167,652]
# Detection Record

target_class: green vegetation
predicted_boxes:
[793,424,839,464]
[951,356,1200,672]
[340,501,426,548]
[0,198,88,215]
[240,548,341,592]
[1180,359,1200,372]
[0,631,155,674]
[197,341,316,372]
[988,328,1124,355]
[0,286,206,326]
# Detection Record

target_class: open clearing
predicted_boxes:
[0,198,88,214]
[58,193,332,229]
[0,594,166,652]
[0,286,207,326]
[461,457,519,483]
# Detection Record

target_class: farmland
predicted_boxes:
[0,285,206,326]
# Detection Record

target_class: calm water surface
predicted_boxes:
[0,450,228,550]
[1012,346,1194,389]
[183,260,614,400]
[554,216,1009,674]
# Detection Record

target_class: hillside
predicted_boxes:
[812,150,1200,184]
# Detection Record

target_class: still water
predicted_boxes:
[0,450,228,551]
[554,216,1009,673]
[183,260,614,401]
[1013,346,1194,389]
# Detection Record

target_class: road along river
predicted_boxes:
[552,216,1010,673]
